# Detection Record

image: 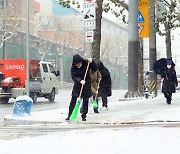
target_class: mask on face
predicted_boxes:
[167,65,171,69]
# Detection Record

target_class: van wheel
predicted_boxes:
[0,98,9,104]
[30,93,37,103]
[49,89,55,102]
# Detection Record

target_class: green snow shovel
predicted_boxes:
[92,81,100,109]
[70,62,90,121]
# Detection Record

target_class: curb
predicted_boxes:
[4,117,180,128]
[4,117,62,126]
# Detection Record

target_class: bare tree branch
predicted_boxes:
[112,0,128,10]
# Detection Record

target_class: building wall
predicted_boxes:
[35,0,52,15]
[0,0,36,35]
[101,17,128,66]
[35,14,84,49]
[101,17,128,89]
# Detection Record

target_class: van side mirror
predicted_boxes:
[56,70,60,76]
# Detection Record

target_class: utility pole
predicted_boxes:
[149,0,157,95]
[2,0,7,59]
[126,0,139,97]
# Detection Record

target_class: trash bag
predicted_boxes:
[153,58,175,75]
[13,95,33,116]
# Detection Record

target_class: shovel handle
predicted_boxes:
[78,61,90,98]
[95,80,100,98]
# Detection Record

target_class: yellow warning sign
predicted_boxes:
[138,0,149,38]
[150,80,157,92]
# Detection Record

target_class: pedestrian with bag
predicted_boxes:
[96,60,112,110]
[65,54,97,121]
[161,59,178,104]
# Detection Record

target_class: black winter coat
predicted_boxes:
[71,54,97,99]
[161,67,178,94]
[97,61,112,97]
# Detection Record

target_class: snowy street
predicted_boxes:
[1,90,180,154]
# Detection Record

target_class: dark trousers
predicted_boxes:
[68,96,89,119]
[102,96,108,108]
[164,92,172,101]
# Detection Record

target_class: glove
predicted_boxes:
[80,80,86,85]
[88,58,92,63]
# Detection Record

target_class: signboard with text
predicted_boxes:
[83,2,96,21]
[85,31,94,42]
[83,2,96,30]
[84,20,96,30]
[138,0,149,38]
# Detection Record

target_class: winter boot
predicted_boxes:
[94,108,99,113]
[166,98,171,105]
[65,117,70,121]
[100,106,108,111]
[82,118,86,121]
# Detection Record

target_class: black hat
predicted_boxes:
[72,54,84,64]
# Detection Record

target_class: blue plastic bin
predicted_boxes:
[13,96,33,116]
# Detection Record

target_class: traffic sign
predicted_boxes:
[139,25,144,34]
[85,31,94,42]
[83,2,96,21]
[138,10,144,23]
[84,20,96,30]
[138,0,149,38]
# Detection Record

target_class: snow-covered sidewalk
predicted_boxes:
[4,90,180,126]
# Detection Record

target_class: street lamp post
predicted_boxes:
[26,0,30,96]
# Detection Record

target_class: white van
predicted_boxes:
[29,61,60,103]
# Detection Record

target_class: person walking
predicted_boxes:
[96,60,112,110]
[161,59,178,104]
[65,54,97,121]
[90,69,102,113]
